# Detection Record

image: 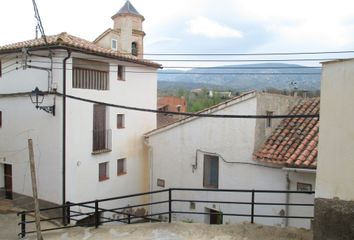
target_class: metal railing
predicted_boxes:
[18,188,314,238]
[92,129,112,152]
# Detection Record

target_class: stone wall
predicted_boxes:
[314,198,354,240]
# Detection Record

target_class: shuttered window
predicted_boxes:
[117,114,125,128]
[203,155,219,188]
[99,162,109,181]
[72,58,109,90]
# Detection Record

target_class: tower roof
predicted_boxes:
[112,1,143,19]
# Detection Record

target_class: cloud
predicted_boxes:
[187,16,243,39]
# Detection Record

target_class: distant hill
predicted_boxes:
[157,63,321,91]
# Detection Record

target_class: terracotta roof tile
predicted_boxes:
[254,98,319,169]
[0,32,161,68]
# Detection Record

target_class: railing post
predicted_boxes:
[168,188,172,223]
[65,201,71,225]
[20,211,26,238]
[127,214,131,224]
[94,200,99,228]
[251,189,255,224]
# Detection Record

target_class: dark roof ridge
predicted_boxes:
[112,1,144,19]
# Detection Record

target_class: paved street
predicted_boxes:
[0,215,312,240]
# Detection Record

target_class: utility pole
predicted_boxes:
[28,139,44,240]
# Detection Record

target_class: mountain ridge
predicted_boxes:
[158,63,321,91]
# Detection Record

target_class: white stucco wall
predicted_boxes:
[0,53,64,203]
[65,55,157,207]
[147,95,291,226]
[287,171,316,229]
[316,59,354,201]
[0,51,157,207]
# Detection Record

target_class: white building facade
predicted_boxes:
[144,92,314,227]
[314,58,354,240]
[0,1,159,212]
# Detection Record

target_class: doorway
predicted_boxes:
[207,208,223,224]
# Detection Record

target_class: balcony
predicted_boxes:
[92,129,112,154]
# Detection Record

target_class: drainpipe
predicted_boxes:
[285,171,290,227]
[62,50,71,220]
[143,136,153,216]
[282,167,316,227]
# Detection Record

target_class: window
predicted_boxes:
[297,182,312,192]
[117,158,127,175]
[0,111,2,128]
[157,178,165,187]
[131,42,138,56]
[203,154,219,188]
[99,162,109,181]
[266,111,274,128]
[117,114,125,128]
[111,39,118,50]
[117,65,125,80]
[72,58,109,90]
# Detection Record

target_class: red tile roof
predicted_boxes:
[254,98,319,169]
[157,96,187,113]
[157,113,181,128]
[0,32,161,68]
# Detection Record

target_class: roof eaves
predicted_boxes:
[145,90,257,137]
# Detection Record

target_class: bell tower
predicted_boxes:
[111,1,145,58]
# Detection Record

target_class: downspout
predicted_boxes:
[143,136,153,216]
[62,50,71,220]
[285,171,290,227]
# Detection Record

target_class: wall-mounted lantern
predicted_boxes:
[30,87,55,116]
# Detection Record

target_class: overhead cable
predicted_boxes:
[55,92,319,119]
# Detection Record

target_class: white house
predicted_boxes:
[144,91,318,228]
[0,1,160,213]
[314,58,354,240]
[255,97,319,229]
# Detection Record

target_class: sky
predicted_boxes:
[1,0,354,67]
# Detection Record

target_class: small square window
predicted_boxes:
[266,111,273,128]
[111,39,118,50]
[157,178,165,187]
[117,114,125,128]
[99,162,109,181]
[117,158,127,176]
[297,182,312,192]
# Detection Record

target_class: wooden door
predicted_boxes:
[93,104,106,151]
[4,164,13,200]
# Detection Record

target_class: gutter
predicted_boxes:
[62,50,71,224]
[282,167,316,173]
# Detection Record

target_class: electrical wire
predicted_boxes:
[55,92,319,119]
[146,58,340,62]
[28,60,323,69]
[143,50,354,56]
[194,149,280,170]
